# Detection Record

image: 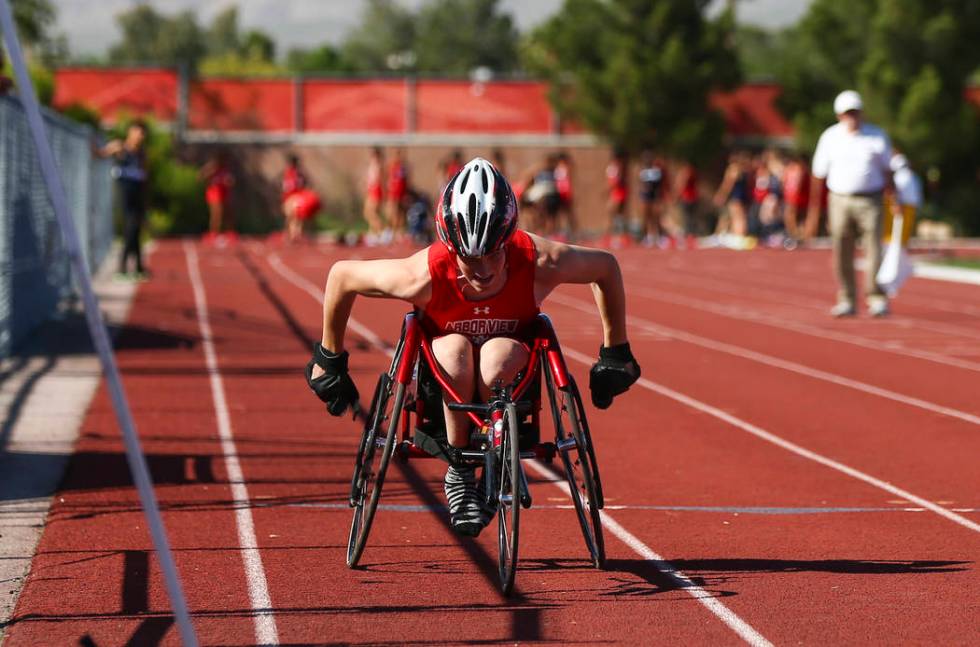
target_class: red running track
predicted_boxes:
[5,238,979,646]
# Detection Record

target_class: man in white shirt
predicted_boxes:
[808,90,894,317]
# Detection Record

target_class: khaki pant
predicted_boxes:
[829,192,886,305]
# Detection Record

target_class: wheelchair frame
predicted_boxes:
[346,311,604,594]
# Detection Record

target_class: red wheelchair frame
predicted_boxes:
[346,311,604,594]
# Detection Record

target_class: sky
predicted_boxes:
[53,0,813,59]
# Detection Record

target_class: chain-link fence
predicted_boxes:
[0,95,112,358]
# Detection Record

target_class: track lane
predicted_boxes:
[266,240,980,645]
[4,244,266,646]
[12,238,976,645]
[254,242,772,644]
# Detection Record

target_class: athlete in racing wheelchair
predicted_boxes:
[306,157,641,543]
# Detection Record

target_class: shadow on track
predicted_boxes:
[597,558,970,598]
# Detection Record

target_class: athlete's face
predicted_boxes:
[456,247,506,292]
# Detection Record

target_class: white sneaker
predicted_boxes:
[830,301,856,318]
[868,299,890,317]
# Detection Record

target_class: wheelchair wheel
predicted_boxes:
[347,373,405,568]
[497,402,522,595]
[545,371,605,569]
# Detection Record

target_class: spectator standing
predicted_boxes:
[809,90,894,317]
[281,154,321,244]
[637,150,669,246]
[405,187,432,245]
[781,152,810,242]
[521,153,561,236]
[200,149,235,241]
[883,152,922,245]
[439,148,465,194]
[713,150,750,237]
[95,119,150,279]
[363,147,385,245]
[554,151,576,241]
[605,150,628,243]
[750,150,785,244]
[675,160,700,246]
[386,148,409,240]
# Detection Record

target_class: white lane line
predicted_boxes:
[623,286,980,374]
[525,461,773,647]
[185,242,280,645]
[559,344,980,535]
[268,251,773,646]
[550,293,980,427]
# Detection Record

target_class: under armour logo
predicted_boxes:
[474,306,490,315]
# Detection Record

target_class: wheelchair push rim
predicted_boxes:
[347,375,405,568]
[497,402,522,595]
[545,370,605,569]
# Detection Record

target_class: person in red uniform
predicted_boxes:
[554,151,576,240]
[281,154,322,244]
[386,148,409,240]
[201,149,236,240]
[605,150,628,242]
[306,158,641,536]
[363,147,385,245]
[675,160,700,246]
[781,152,810,242]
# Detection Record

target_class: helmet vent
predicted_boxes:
[480,168,489,192]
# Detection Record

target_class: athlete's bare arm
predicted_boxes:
[529,233,628,347]
[320,248,431,357]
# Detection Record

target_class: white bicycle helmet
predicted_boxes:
[437,157,518,258]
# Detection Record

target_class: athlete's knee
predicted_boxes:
[432,334,475,383]
[479,337,528,389]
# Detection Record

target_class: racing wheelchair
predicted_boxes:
[346,312,604,594]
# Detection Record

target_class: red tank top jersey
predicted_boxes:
[421,230,539,345]
[205,167,233,204]
[606,162,627,203]
[365,160,383,201]
[281,166,306,201]
[555,163,573,200]
[679,167,699,203]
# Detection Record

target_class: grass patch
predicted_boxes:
[929,257,980,270]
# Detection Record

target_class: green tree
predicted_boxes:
[774,0,879,151]
[341,0,416,73]
[733,24,789,81]
[11,0,54,47]
[207,6,240,57]
[778,0,980,233]
[199,8,279,77]
[525,0,740,162]
[286,45,352,74]
[109,6,206,71]
[413,0,519,75]
[240,30,275,62]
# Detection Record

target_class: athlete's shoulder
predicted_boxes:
[526,231,564,264]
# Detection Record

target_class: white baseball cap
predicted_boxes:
[890,153,909,172]
[834,90,863,114]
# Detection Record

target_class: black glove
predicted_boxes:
[305,343,360,417]
[589,342,641,410]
